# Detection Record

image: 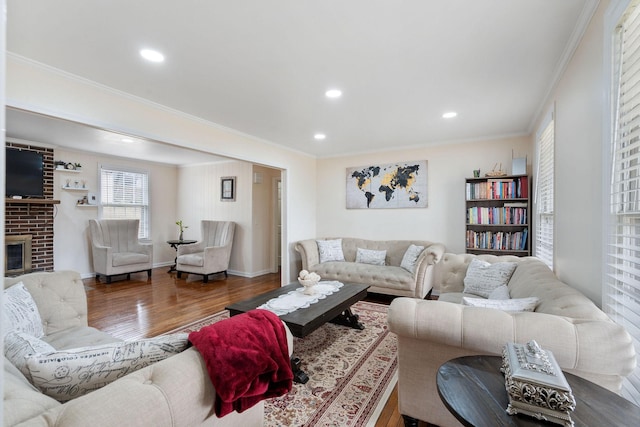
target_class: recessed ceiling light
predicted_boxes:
[140,49,165,63]
[442,111,458,119]
[314,133,327,140]
[325,89,342,99]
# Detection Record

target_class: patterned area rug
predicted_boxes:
[165,301,397,427]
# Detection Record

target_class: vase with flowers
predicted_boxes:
[176,220,188,241]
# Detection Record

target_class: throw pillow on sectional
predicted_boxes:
[4,331,56,382]
[23,333,190,402]
[463,258,517,298]
[462,296,539,312]
[316,239,345,263]
[3,282,44,338]
[355,248,386,266]
[400,244,425,273]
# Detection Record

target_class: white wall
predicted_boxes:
[6,56,318,284]
[177,160,254,275]
[316,136,532,252]
[52,148,178,277]
[532,0,608,305]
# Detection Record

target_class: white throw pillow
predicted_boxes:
[355,248,386,266]
[24,333,190,402]
[316,239,345,263]
[400,244,425,273]
[3,282,44,338]
[488,285,511,300]
[462,296,539,312]
[4,331,56,381]
[463,259,517,298]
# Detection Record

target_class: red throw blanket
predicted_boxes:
[188,309,293,417]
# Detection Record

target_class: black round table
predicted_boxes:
[437,355,640,427]
[166,239,197,273]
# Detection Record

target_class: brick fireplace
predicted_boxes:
[5,142,55,274]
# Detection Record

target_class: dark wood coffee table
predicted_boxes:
[436,355,640,427]
[226,282,369,383]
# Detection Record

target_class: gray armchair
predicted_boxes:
[89,219,153,283]
[176,221,235,283]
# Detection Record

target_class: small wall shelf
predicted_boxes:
[55,168,82,173]
[61,185,89,191]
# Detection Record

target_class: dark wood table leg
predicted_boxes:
[331,308,365,330]
[291,357,309,384]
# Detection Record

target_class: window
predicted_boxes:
[99,165,150,239]
[535,111,554,269]
[605,0,640,405]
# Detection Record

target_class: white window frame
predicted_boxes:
[604,0,640,406]
[98,164,151,240]
[534,108,555,269]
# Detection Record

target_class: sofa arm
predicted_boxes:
[387,297,636,426]
[294,239,320,270]
[421,243,445,265]
[20,348,247,427]
[388,297,636,385]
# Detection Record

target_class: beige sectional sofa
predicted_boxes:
[387,253,637,427]
[295,238,446,299]
[3,270,292,427]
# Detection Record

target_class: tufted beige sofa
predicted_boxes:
[4,270,292,427]
[387,253,637,427]
[295,238,446,299]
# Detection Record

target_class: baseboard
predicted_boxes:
[227,269,274,278]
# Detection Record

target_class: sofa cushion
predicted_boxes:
[112,252,150,267]
[3,282,44,338]
[462,296,539,312]
[24,333,190,402]
[177,252,205,267]
[463,259,517,298]
[317,239,345,263]
[400,244,425,273]
[356,248,386,265]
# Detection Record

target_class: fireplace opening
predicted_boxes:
[5,235,33,276]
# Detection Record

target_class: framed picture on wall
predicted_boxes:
[221,176,236,201]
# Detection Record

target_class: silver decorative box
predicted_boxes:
[501,340,576,427]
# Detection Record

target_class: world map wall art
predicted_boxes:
[346,160,427,209]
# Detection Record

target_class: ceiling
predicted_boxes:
[6,0,594,161]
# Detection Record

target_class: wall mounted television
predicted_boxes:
[6,148,45,198]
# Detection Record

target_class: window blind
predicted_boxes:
[99,166,150,239]
[535,116,554,269]
[606,0,640,405]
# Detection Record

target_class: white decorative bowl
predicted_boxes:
[298,278,320,295]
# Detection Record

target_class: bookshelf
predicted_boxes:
[465,174,531,256]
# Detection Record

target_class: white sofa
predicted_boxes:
[3,270,292,427]
[295,238,446,299]
[387,253,637,427]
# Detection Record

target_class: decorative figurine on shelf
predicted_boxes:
[298,270,321,295]
[485,162,507,177]
[473,169,480,177]
[176,220,189,241]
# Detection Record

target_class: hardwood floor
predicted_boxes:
[84,267,431,427]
